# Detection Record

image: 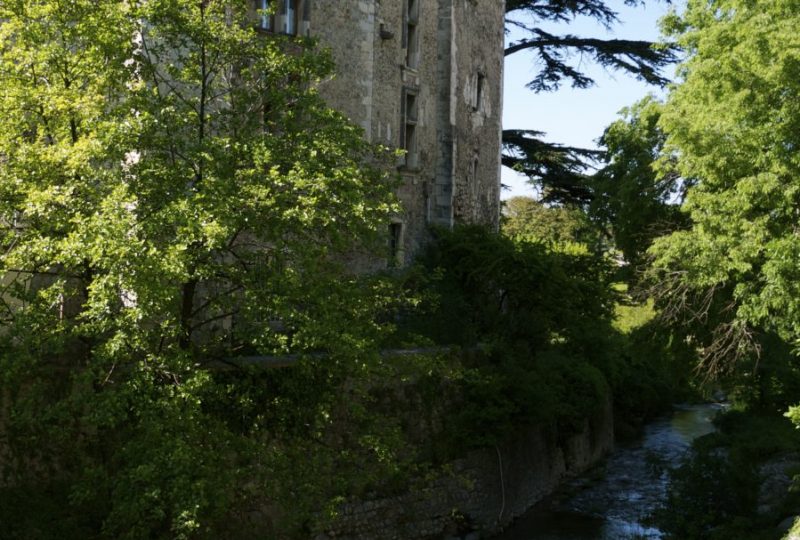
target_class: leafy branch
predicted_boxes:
[502,129,600,204]
[505,30,677,92]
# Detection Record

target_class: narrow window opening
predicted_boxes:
[405,0,419,68]
[256,0,272,31]
[388,223,404,267]
[402,90,419,168]
[284,0,296,35]
[474,73,485,111]
[258,0,303,35]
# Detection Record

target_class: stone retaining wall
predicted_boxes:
[324,396,614,539]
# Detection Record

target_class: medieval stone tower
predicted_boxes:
[257,0,505,264]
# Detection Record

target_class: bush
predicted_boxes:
[394,226,702,454]
[391,226,649,452]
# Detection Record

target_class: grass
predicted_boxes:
[612,283,656,334]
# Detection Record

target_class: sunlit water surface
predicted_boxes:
[494,403,725,540]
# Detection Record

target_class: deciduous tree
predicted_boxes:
[648,0,800,376]
[590,96,685,275]
[502,195,601,249]
[0,0,400,536]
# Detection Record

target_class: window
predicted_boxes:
[400,88,418,168]
[283,0,297,35]
[256,0,272,31]
[404,0,419,68]
[388,222,404,267]
[473,72,485,112]
[255,0,304,36]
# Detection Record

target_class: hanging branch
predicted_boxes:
[502,129,601,204]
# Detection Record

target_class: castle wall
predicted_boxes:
[450,0,504,230]
[311,0,504,264]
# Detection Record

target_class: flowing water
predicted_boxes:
[494,403,726,540]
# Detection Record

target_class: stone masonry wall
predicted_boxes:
[323,397,614,539]
[311,0,504,264]
[450,0,504,230]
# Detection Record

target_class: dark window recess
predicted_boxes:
[400,89,419,168]
[474,73,485,111]
[404,0,419,68]
[256,0,272,31]
[388,223,403,267]
[282,0,296,35]
[256,0,304,36]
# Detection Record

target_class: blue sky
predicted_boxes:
[501,1,676,199]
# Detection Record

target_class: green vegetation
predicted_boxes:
[612,283,695,435]
[503,196,604,251]
[446,0,800,537]
[495,1,800,534]
[0,2,688,536]
[612,284,655,334]
[7,0,800,537]
[591,96,687,280]
[401,226,616,447]
[649,0,800,375]
[392,226,692,455]
[654,408,800,540]
[0,1,402,537]
[630,1,800,536]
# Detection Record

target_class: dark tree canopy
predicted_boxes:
[502,129,598,205]
[505,32,676,92]
[507,0,642,22]
[590,96,686,274]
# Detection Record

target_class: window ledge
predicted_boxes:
[397,164,422,174]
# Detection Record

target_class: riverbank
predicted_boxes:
[324,397,614,539]
[334,228,696,540]
[493,403,722,539]
[653,406,800,540]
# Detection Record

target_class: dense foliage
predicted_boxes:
[649,0,800,377]
[396,226,615,450]
[0,1,403,537]
[655,404,800,540]
[591,96,686,276]
[637,2,800,537]
[394,226,691,456]
[4,0,779,537]
[502,196,603,249]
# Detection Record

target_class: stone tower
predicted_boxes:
[260,0,505,264]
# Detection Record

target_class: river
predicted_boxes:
[493,403,726,540]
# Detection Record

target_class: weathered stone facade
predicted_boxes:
[310,0,504,263]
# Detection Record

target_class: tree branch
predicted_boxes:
[505,33,678,91]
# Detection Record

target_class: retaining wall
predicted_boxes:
[324,396,614,539]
